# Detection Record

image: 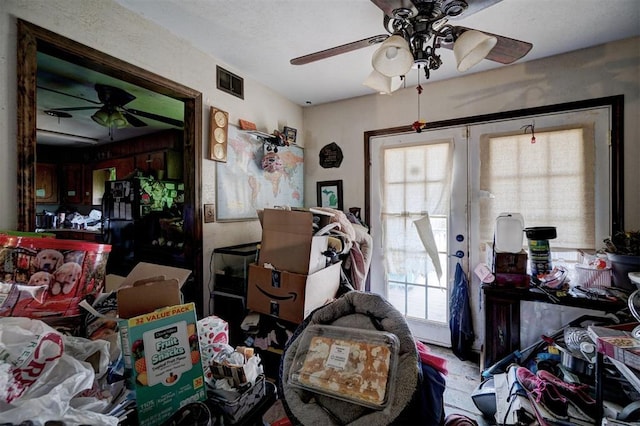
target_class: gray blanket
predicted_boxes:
[280,291,419,425]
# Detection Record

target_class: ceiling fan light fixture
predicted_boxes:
[91,107,128,128]
[453,29,497,72]
[91,108,110,127]
[110,110,128,128]
[371,35,414,77]
[362,70,403,94]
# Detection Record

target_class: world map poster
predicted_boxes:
[216,125,304,221]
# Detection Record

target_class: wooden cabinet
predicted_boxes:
[483,291,520,369]
[135,151,165,177]
[35,163,58,204]
[95,157,135,180]
[482,286,626,370]
[61,163,83,204]
[61,164,99,206]
[135,150,183,180]
[83,166,93,205]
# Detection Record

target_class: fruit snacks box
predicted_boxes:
[119,302,205,426]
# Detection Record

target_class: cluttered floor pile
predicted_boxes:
[0,233,252,425]
[471,308,640,425]
[0,230,465,426]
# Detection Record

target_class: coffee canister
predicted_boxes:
[524,226,557,276]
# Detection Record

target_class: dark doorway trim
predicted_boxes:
[16,19,204,313]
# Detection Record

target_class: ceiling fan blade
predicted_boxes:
[290,34,389,65]
[443,26,533,64]
[122,111,147,127]
[47,106,100,111]
[37,85,102,105]
[124,107,184,127]
[370,0,416,18]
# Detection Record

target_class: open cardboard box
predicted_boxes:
[114,262,191,318]
[258,208,328,275]
[114,262,206,426]
[247,261,341,324]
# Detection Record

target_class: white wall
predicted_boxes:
[303,37,640,227]
[0,0,303,315]
[302,36,640,349]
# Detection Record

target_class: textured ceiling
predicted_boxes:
[114,0,640,106]
[37,0,640,145]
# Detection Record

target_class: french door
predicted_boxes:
[369,128,468,345]
[369,106,611,347]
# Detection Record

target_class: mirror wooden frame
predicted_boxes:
[16,19,204,313]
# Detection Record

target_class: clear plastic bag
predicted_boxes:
[0,317,117,426]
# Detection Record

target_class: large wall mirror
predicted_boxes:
[16,20,204,313]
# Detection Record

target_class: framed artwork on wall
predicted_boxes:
[317,180,343,211]
[283,126,297,145]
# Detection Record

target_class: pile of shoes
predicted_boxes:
[516,366,596,425]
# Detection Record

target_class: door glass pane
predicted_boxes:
[382,143,451,324]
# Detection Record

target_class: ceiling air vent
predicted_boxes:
[216,66,244,99]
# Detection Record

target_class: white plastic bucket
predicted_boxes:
[494,213,524,253]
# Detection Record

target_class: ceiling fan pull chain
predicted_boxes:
[412,65,426,133]
[521,121,536,144]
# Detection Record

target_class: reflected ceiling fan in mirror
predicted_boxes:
[41,83,184,139]
[291,0,533,94]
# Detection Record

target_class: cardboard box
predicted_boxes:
[113,262,193,291]
[258,208,328,275]
[486,243,528,274]
[247,262,341,324]
[116,263,205,426]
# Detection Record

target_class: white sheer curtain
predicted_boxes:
[380,141,453,320]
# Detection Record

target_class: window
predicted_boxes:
[479,127,596,249]
[382,142,452,322]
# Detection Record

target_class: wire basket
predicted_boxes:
[574,263,612,289]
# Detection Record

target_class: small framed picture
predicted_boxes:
[283,126,297,145]
[317,180,343,211]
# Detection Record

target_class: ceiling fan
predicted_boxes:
[291,0,532,91]
[41,83,184,129]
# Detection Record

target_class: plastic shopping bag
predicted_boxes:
[0,317,117,426]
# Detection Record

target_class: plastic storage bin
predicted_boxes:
[288,325,399,410]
